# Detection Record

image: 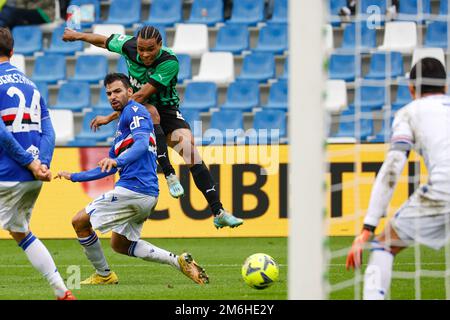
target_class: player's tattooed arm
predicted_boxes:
[62,28,107,48]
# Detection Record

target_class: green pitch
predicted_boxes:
[0,237,447,300]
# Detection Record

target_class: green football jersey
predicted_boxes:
[106,34,180,108]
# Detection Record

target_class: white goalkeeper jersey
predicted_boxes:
[391,94,450,201]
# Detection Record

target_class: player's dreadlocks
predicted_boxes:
[137,25,162,44]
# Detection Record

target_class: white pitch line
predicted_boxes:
[0,264,288,268]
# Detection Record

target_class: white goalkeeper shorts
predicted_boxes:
[391,187,450,250]
[85,186,158,242]
[0,181,43,233]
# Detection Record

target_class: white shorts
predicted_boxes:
[391,187,450,250]
[86,186,158,242]
[0,181,43,233]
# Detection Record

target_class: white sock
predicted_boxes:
[19,232,68,298]
[128,240,180,269]
[78,232,111,277]
[363,242,394,300]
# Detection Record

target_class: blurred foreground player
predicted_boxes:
[346,58,450,299]
[56,73,209,286]
[0,27,75,300]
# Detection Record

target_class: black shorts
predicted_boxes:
[156,105,191,135]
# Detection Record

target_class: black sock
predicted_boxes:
[154,124,175,177]
[190,162,223,216]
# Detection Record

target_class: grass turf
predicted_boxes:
[0,237,447,300]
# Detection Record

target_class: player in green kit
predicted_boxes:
[63,26,243,229]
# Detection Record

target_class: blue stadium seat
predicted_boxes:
[340,22,377,51]
[46,26,83,55]
[32,54,66,84]
[237,52,275,83]
[392,85,412,111]
[69,0,101,28]
[359,0,387,15]
[187,0,224,26]
[252,109,286,144]
[367,115,394,143]
[211,24,250,54]
[328,54,358,82]
[134,24,167,46]
[93,88,111,110]
[440,0,448,15]
[204,110,245,144]
[180,109,202,139]
[105,0,141,27]
[228,0,265,26]
[181,82,217,111]
[116,56,128,75]
[177,54,192,83]
[280,59,288,79]
[425,21,448,49]
[71,55,108,83]
[52,81,91,112]
[268,0,287,24]
[12,26,42,56]
[364,51,404,80]
[34,81,49,105]
[397,0,431,22]
[71,110,117,144]
[263,79,288,110]
[221,80,260,111]
[350,84,387,111]
[332,109,374,141]
[329,0,347,26]
[145,0,182,26]
[253,23,288,54]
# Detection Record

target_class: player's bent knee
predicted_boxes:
[71,210,90,231]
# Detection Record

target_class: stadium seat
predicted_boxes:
[34,81,49,105]
[253,23,288,54]
[350,84,387,111]
[364,51,404,80]
[192,52,235,84]
[46,26,84,55]
[328,0,347,26]
[93,88,111,110]
[268,0,287,24]
[263,79,288,110]
[145,0,182,26]
[237,52,275,83]
[252,109,287,144]
[397,0,431,22]
[171,24,209,58]
[280,59,288,79]
[105,0,141,27]
[181,82,217,111]
[12,26,42,56]
[227,0,265,26]
[52,81,91,112]
[69,0,101,28]
[84,24,125,56]
[135,24,167,46]
[204,110,245,145]
[367,115,394,143]
[211,24,250,54]
[325,80,347,112]
[71,55,108,83]
[440,0,448,15]
[221,80,260,111]
[180,109,202,140]
[392,84,412,111]
[360,0,387,14]
[10,54,25,73]
[378,21,417,53]
[339,22,377,52]
[49,109,75,145]
[32,54,66,84]
[71,110,117,144]
[328,53,358,82]
[331,109,374,141]
[177,54,192,83]
[187,0,224,26]
[116,56,128,75]
[411,48,446,69]
[425,21,448,49]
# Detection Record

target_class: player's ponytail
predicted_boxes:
[137,25,162,45]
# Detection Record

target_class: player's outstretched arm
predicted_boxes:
[90,111,120,132]
[62,28,107,49]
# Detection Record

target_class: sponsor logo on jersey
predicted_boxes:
[130,116,144,130]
